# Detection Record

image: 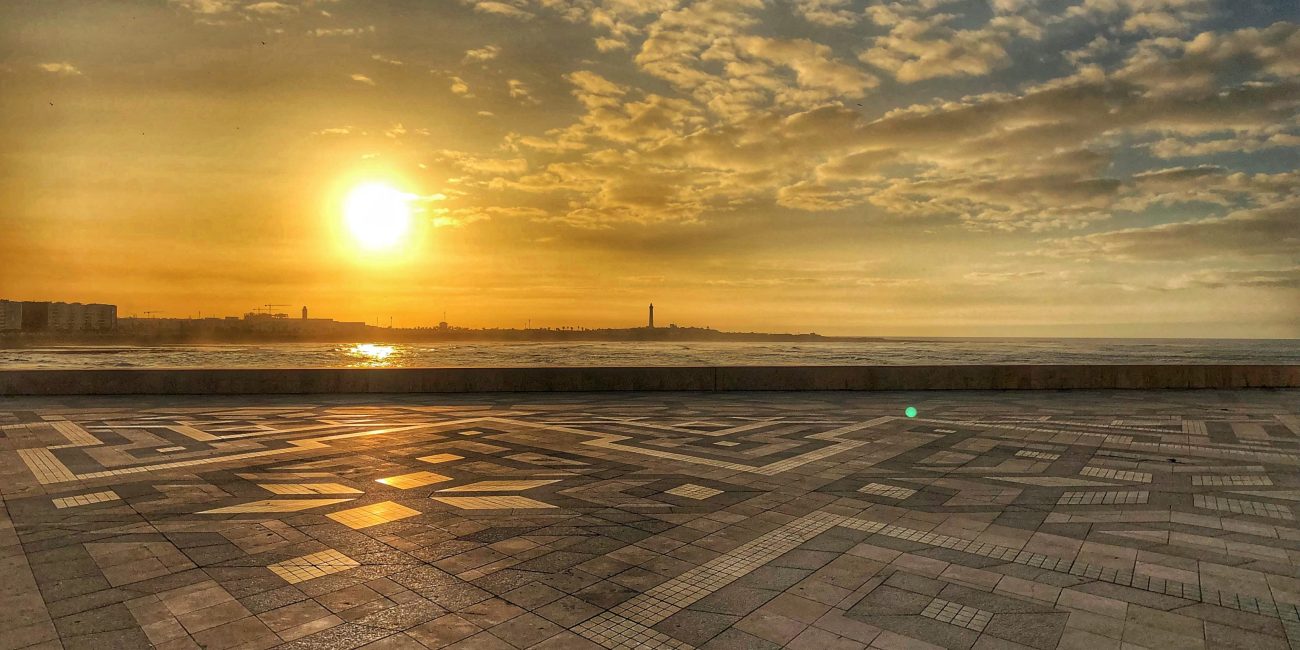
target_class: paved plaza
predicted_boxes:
[3,390,1300,650]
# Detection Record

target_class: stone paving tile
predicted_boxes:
[3,390,1300,649]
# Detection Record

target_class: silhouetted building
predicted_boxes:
[0,300,117,331]
[0,300,21,331]
[302,306,308,320]
[648,303,654,329]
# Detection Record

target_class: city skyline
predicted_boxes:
[2,1,1297,337]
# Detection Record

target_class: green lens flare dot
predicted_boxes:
[904,406,918,418]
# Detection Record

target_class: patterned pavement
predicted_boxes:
[2,390,1299,649]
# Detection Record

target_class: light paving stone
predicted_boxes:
[326,501,422,528]
[52,490,121,509]
[375,471,453,489]
[434,495,557,510]
[857,483,917,499]
[666,484,725,500]
[268,549,361,584]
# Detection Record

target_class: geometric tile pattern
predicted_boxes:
[374,471,452,489]
[1057,490,1149,505]
[432,495,557,510]
[416,452,464,464]
[920,597,993,631]
[51,490,120,509]
[664,483,724,500]
[198,498,353,514]
[257,482,363,494]
[1193,474,1274,486]
[1015,449,1061,460]
[857,482,917,499]
[1079,465,1153,483]
[267,549,360,584]
[438,479,560,492]
[325,500,421,528]
[4,390,1300,649]
[1194,494,1294,520]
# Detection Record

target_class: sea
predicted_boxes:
[1,339,1297,369]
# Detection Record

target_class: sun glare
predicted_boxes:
[343,183,412,250]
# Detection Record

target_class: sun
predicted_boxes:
[343,183,413,250]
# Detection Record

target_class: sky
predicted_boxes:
[1,0,1297,337]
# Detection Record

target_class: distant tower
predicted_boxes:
[301,306,307,320]
[648,303,654,329]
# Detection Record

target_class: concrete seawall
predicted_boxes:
[1,365,1298,395]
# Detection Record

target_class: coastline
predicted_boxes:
[3,364,1297,395]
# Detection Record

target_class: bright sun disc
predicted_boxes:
[343,183,412,250]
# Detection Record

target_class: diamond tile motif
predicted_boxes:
[1015,449,1060,460]
[1079,466,1153,483]
[417,453,464,464]
[1058,490,1149,505]
[857,482,917,499]
[52,490,120,509]
[1193,474,1273,486]
[268,549,360,584]
[6,390,1300,650]
[258,482,363,494]
[1194,494,1294,520]
[433,495,556,510]
[663,483,723,500]
[376,471,452,489]
[438,479,560,492]
[200,498,354,513]
[921,597,993,631]
[326,500,421,528]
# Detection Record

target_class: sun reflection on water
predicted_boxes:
[346,343,398,367]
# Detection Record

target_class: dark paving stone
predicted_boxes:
[278,622,394,650]
[693,585,782,616]
[655,609,742,646]
[353,600,446,631]
[699,627,784,650]
[985,612,1069,649]
[847,585,933,616]
[489,612,564,647]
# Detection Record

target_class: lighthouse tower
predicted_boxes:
[648,303,654,329]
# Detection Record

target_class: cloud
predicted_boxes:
[312,126,354,136]
[962,270,1052,285]
[350,73,375,85]
[1121,0,1211,35]
[168,0,236,14]
[1167,267,1300,290]
[469,1,533,20]
[776,180,875,211]
[508,79,539,104]
[449,76,472,96]
[371,53,404,66]
[792,0,859,27]
[1046,198,1300,260]
[464,45,501,62]
[1065,35,1112,65]
[1148,131,1300,158]
[858,8,1045,82]
[1115,22,1300,96]
[736,37,878,99]
[310,25,375,37]
[37,62,81,76]
[243,1,296,16]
